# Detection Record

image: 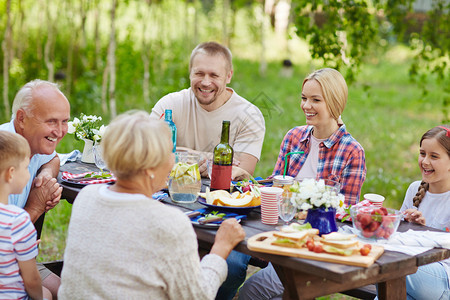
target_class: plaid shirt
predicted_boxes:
[272,125,366,205]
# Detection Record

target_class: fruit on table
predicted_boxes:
[354,207,398,239]
[359,244,372,256]
[198,188,261,207]
[170,162,201,185]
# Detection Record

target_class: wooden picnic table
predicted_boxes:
[58,160,450,300]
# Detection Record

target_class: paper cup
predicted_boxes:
[260,187,284,225]
[273,175,294,188]
[364,193,385,207]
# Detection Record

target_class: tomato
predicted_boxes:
[313,244,323,253]
[363,244,372,250]
[360,246,371,256]
[306,239,315,251]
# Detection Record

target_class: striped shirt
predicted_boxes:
[272,125,366,205]
[0,203,38,299]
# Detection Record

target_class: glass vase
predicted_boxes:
[305,207,338,235]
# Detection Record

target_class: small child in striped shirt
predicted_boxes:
[0,131,46,300]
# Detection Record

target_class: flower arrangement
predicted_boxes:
[67,113,106,144]
[289,178,345,211]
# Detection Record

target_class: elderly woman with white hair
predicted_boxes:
[58,110,245,299]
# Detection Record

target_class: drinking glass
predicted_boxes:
[93,144,107,171]
[168,152,201,203]
[278,193,297,225]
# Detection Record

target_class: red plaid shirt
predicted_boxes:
[272,125,366,205]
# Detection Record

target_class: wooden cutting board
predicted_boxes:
[247,231,384,267]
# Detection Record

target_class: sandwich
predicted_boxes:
[319,232,360,256]
[271,231,310,248]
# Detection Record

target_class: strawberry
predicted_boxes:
[382,215,394,228]
[362,230,374,238]
[358,214,372,226]
[375,228,385,238]
[384,230,392,239]
[368,221,380,232]
[380,207,388,216]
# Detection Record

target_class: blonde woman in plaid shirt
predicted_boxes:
[236,68,366,300]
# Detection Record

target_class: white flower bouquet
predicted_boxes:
[68,113,106,144]
[289,178,345,211]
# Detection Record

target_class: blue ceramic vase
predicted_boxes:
[305,207,338,235]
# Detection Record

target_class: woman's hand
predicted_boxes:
[403,208,426,225]
[210,219,245,259]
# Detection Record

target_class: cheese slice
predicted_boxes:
[321,232,357,241]
[273,231,309,242]
[321,239,359,249]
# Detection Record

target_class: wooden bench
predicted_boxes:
[43,260,64,277]
[342,284,377,299]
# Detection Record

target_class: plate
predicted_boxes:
[60,177,115,187]
[197,196,260,215]
[60,178,91,187]
[186,210,244,229]
[190,217,242,229]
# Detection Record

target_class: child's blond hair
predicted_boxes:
[0,131,30,172]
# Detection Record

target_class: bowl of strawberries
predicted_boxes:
[350,206,402,240]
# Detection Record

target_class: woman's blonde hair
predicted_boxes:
[302,68,348,123]
[413,124,450,207]
[102,110,172,179]
[0,131,30,171]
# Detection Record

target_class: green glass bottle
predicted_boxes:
[211,121,233,190]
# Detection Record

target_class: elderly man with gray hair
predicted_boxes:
[0,79,71,299]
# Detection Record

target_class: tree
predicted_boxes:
[102,0,118,117]
[291,0,449,121]
[2,0,12,120]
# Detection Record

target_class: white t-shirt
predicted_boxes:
[400,180,450,285]
[400,181,450,230]
[295,134,325,180]
[150,88,265,160]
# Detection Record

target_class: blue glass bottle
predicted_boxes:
[164,109,177,152]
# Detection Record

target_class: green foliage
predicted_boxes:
[293,0,378,83]
[291,0,449,121]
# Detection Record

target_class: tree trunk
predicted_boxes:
[94,1,101,71]
[101,63,109,114]
[79,0,89,69]
[193,0,199,47]
[2,0,12,120]
[16,0,26,59]
[222,0,230,47]
[259,1,267,77]
[107,0,118,118]
[36,0,44,61]
[44,0,55,82]
[66,1,77,96]
[141,0,151,106]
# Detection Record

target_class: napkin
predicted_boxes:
[62,171,116,185]
[152,191,168,201]
[340,225,450,256]
[58,150,81,166]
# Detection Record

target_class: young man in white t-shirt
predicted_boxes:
[150,42,265,179]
